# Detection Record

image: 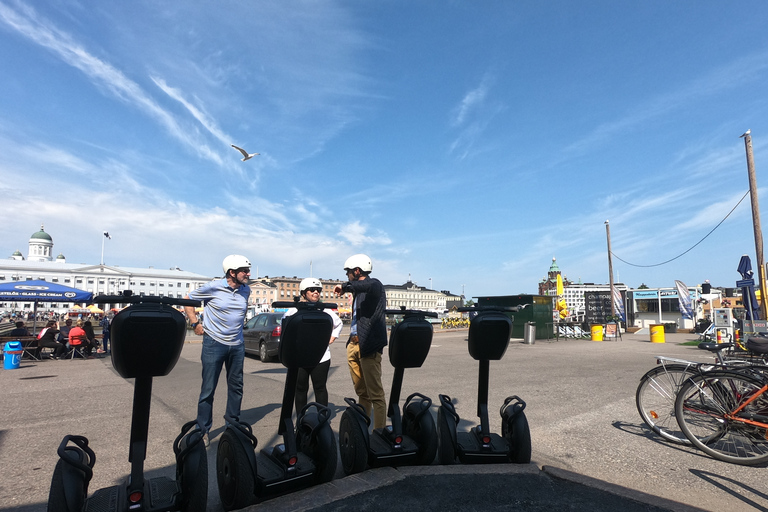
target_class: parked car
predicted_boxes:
[243,312,283,362]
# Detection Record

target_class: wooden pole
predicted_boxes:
[605,220,616,317]
[743,131,768,320]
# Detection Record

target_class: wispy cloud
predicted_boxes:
[0,2,224,165]
[448,73,500,159]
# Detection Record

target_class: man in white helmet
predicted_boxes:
[184,254,252,447]
[333,254,388,429]
[282,277,343,414]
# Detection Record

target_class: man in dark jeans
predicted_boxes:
[334,253,388,429]
[99,315,111,353]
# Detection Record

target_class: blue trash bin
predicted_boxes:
[3,341,23,370]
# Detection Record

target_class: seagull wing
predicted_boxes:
[231,144,249,158]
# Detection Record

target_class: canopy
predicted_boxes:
[0,280,93,333]
[0,280,93,303]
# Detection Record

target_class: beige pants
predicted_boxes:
[347,342,387,429]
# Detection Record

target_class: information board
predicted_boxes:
[585,291,611,324]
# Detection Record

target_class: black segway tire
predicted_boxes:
[313,424,339,484]
[48,448,88,512]
[179,432,208,512]
[403,404,437,466]
[436,407,456,465]
[504,410,532,464]
[338,410,367,475]
[216,429,256,511]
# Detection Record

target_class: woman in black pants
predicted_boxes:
[282,278,343,414]
[37,320,68,359]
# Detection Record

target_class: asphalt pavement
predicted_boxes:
[1,328,765,511]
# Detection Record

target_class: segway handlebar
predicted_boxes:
[92,290,201,308]
[385,307,438,318]
[457,304,529,313]
[271,298,338,310]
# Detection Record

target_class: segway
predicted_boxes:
[216,299,338,511]
[437,305,532,464]
[48,291,208,512]
[338,308,438,475]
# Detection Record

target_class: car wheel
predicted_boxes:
[259,341,269,362]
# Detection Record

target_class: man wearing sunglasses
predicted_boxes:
[184,254,252,448]
[333,253,388,429]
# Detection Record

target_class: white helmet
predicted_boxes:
[343,254,373,273]
[300,277,322,292]
[222,254,251,275]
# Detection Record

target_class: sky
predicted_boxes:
[1,1,768,299]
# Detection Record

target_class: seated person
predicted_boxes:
[83,321,99,355]
[37,320,68,359]
[68,320,95,357]
[57,319,73,344]
[9,321,30,337]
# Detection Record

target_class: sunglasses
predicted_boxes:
[235,267,250,274]
[306,287,322,293]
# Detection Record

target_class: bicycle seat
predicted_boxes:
[698,342,734,352]
[746,337,768,354]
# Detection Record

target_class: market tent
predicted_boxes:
[0,280,93,333]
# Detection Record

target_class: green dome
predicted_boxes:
[30,224,52,241]
[56,253,65,260]
[12,250,22,256]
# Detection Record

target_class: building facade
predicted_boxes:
[1,226,213,314]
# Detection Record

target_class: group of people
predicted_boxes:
[31,316,112,360]
[185,252,388,447]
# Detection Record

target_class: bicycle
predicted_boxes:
[636,342,768,445]
[674,337,768,465]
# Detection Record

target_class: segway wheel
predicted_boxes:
[178,431,208,512]
[338,410,367,475]
[504,410,532,464]
[48,448,89,512]
[403,404,437,466]
[216,429,256,511]
[436,407,456,465]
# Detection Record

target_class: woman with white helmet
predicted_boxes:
[283,277,343,414]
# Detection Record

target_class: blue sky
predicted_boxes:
[1,1,767,299]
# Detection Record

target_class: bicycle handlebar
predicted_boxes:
[92,290,200,308]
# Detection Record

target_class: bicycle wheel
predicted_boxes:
[636,364,698,444]
[675,369,768,465]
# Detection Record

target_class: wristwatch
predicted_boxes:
[191,322,200,329]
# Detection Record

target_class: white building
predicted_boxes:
[384,281,463,313]
[1,226,213,314]
[552,282,629,321]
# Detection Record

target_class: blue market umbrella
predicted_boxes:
[0,280,93,333]
[737,255,760,321]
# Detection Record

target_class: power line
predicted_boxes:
[611,190,750,268]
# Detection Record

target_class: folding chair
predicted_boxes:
[21,337,42,361]
[65,336,88,359]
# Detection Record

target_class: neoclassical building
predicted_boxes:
[1,226,213,314]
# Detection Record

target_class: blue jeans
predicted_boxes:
[197,334,244,434]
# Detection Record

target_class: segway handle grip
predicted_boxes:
[385,308,438,318]
[93,291,200,308]
[271,300,338,310]
[457,305,527,313]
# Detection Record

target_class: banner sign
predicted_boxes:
[674,280,694,320]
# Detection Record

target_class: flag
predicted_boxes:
[612,286,626,321]
[103,232,111,239]
[675,280,694,320]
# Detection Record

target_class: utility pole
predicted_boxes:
[743,130,768,319]
[605,220,616,317]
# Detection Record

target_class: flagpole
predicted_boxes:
[101,234,105,266]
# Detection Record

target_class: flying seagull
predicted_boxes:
[740,129,751,138]
[231,144,260,161]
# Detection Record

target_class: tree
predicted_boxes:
[638,283,649,289]
[464,299,475,307]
